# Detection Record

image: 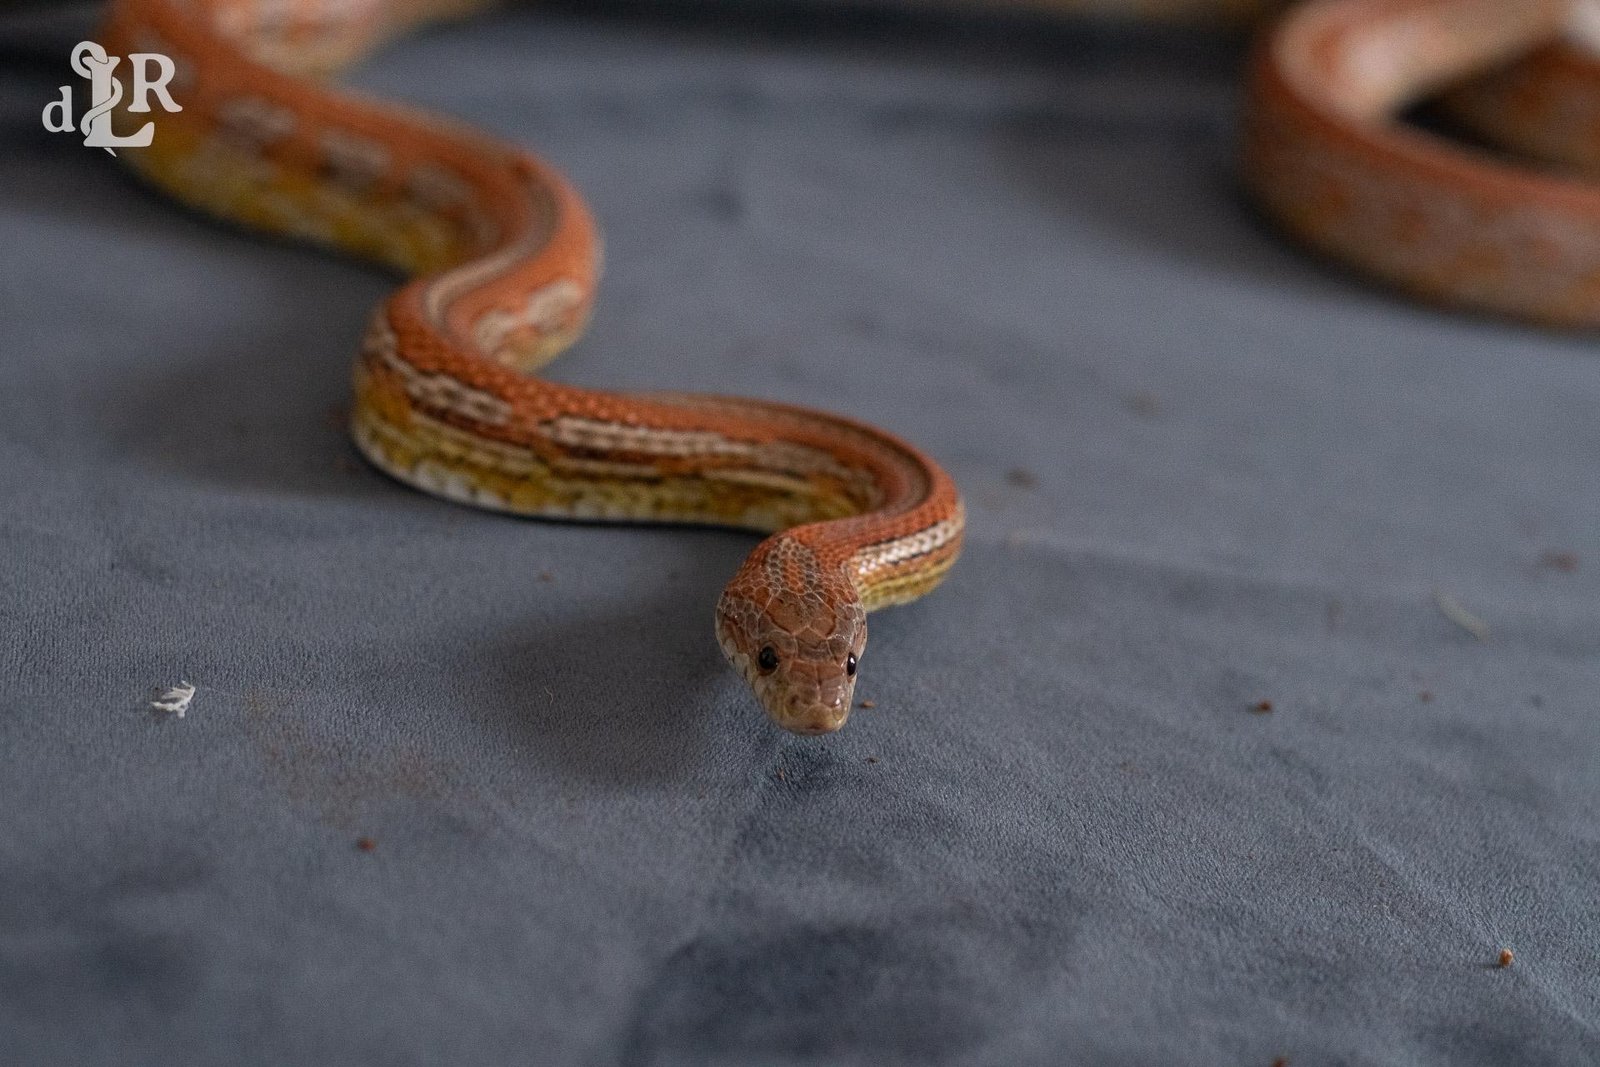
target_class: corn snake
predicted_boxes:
[100,0,967,735]
[95,0,1596,734]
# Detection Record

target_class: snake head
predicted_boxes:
[715,534,867,735]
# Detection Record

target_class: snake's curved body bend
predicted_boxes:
[102,0,964,734]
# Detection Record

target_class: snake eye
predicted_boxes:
[845,653,858,677]
[757,646,779,673]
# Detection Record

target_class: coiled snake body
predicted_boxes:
[99,0,1598,733]
[1244,0,1600,327]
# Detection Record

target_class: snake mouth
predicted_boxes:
[786,718,844,736]
[773,698,851,736]
[782,718,846,736]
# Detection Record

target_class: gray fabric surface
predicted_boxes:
[3,6,1600,1064]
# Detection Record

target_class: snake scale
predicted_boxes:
[97,0,1596,734]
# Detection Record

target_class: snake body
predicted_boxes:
[1243,0,1600,326]
[95,0,1597,732]
[102,0,964,734]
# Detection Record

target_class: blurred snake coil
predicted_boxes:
[96,0,1599,734]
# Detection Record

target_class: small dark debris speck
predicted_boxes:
[1006,467,1037,489]
[858,699,876,709]
[1538,550,1579,574]
[1498,948,1514,968]
[537,571,553,582]
[1127,392,1161,418]
[1530,694,1545,708]
[1271,1058,1289,1067]
[1251,700,1274,714]
[355,837,377,853]
[1419,690,1434,703]
[775,769,786,782]
[866,756,879,764]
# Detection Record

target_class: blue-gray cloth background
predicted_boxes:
[3,3,1598,1064]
